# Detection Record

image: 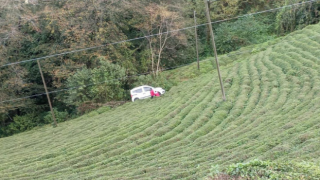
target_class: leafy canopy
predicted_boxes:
[64,57,126,106]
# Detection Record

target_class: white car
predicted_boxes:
[130,85,165,102]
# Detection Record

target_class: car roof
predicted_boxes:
[131,85,152,91]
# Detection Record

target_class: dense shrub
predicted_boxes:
[275,0,320,35]
[5,113,41,135]
[63,57,127,106]
[209,159,320,179]
[215,16,274,54]
[0,109,70,137]
[43,109,69,123]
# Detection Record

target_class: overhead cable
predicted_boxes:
[1,0,318,68]
[1,31,320,105]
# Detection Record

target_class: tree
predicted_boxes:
[275,0,320,35]
[214,16,272,54]
[134,2,188,75]
[63,57,126,106]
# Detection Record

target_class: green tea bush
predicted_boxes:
[223,159,320,179]
[3,23,320,180]
[96,106,111,114]
[86,111,99,118]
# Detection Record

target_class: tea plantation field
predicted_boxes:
[1,24,320,179]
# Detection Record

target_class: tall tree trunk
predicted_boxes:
[206,1,211,47]
[149,40,155,75]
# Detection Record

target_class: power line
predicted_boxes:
[210,0,318,24]
[0,60,206,104]
[0,0,318,104]
[1,0,318,68]
[1,31,320,105]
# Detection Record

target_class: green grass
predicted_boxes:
[2,23,320,179]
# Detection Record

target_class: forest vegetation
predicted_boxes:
[1,21,320,179]
[1,0,320,136]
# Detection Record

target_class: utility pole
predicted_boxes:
[194,10,200,70]
[203,0,226,101]
[37,60,58,127]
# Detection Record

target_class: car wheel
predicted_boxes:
[134,98,139,102]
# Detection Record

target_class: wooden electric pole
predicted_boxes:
[37,60,58,127]
[204,0,226,101]
[194,10,200,70]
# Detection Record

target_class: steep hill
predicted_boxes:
[1,23,320,179]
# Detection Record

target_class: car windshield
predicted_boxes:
[143,87,152,92]
[132,88,143,94]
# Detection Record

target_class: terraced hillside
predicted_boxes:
[1,23,320,179]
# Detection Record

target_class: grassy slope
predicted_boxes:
[1,24,320,179]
